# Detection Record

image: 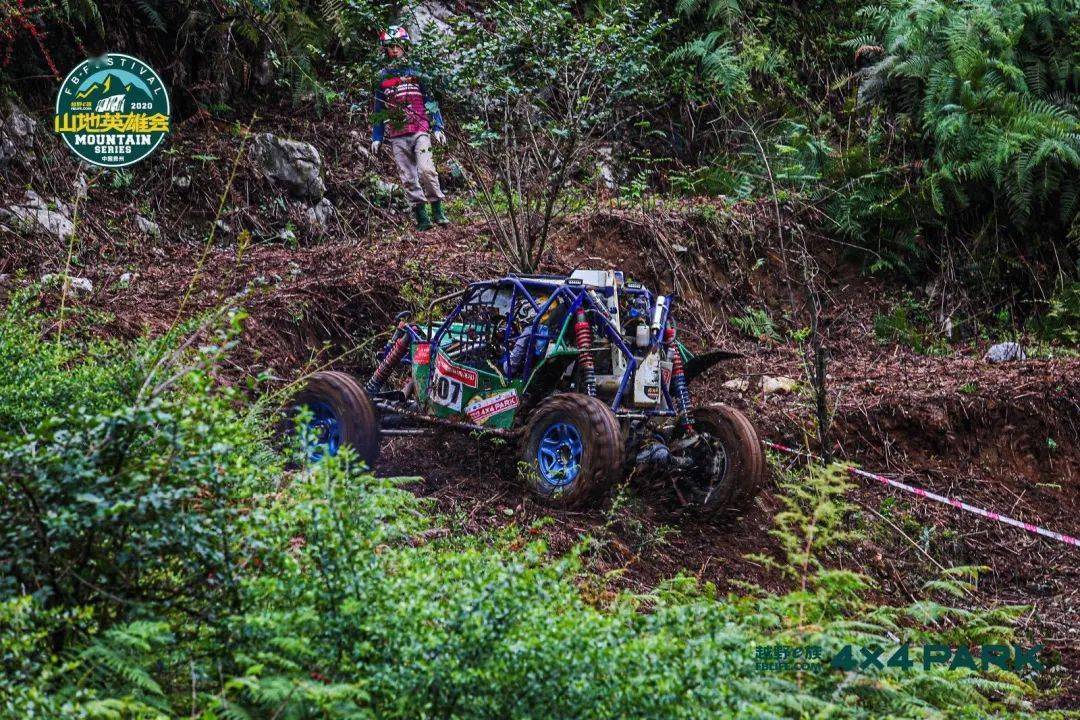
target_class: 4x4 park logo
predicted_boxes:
[54,53,170,168]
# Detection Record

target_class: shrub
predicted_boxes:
[0,302,268,636]
[849,0,1079,292]
[0,0,391,106]
[419,0,669,271]
[1039,281,1080,345]
[873,295,942,352]
[0,297,137,431]
[731,306,780,340]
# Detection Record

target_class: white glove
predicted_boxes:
[370,140,381,154]
[433,130,446,145]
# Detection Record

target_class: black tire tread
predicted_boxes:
[294,371,380,467]
[692,405,765,519]
[520,393,623,508]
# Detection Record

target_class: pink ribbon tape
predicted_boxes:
[765,441,1079,549]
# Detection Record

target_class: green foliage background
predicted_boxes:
[0,0,1077,710]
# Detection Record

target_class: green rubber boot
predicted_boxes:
[431,200,450,226]
[413,204,433,232]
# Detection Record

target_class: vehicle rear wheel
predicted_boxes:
[673,406,764,520]
[290,371,380,467]
[520,393,623,508]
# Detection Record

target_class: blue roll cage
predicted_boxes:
[393,274,678,415]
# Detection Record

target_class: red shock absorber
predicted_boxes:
[573,307,597,397]
[665,326,694,426]
[365,333,410,394]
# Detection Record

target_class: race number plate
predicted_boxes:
[429,353,478,412]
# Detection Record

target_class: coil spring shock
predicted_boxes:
[574,307,597,397]
[365,333,410,394]
[665,326,694,428]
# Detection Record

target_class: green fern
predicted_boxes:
[855,0,1080,228]
[133,0,166,32]
[675,0,744,25]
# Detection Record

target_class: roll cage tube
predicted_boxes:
[427,279,543,362]
[424,287,469,341]
[428,278,639,409]
[502,279,580,381]
[415,277,676,414]
[512,283,639,411]
[499,279,554,373]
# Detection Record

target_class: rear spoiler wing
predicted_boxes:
[682,348,742,384]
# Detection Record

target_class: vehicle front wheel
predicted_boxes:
[673,406,765,521]
[520,393,623,508]
[290,371,380,467]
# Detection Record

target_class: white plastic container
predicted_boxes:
[635,324,650,348]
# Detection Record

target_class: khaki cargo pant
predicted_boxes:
[388,132,444,206]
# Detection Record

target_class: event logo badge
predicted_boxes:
[54,53,170,167]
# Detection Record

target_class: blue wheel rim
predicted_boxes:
[536,422,583,488]
[303,401,341,461]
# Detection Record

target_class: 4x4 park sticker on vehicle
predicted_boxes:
[465,389,519,425]
[429,353,478,411]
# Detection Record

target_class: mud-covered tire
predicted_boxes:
[677,405,765,520]
[291,371,380,467]
[520,393,624,508]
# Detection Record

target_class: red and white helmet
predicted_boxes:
[379,25,411,46]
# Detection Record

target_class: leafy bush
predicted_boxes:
[419,0,669,270]
[837,0,1080,300]
[1039,281,1080,345]
[669,0,867,109]
[668,0,1078,307]
[0,298,137,430]
[731,307,779,340]
[872,295,951,353]
[855,0,1079,225]
[0,0,391,105]
[0,302,267,647]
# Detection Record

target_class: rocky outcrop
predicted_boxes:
[596,146,617,191]
[41,273,92,295]
[249,133,326,202]
[135,215,161,237]
[0,101,36,168]
[409,1,456,42]
[306,197,337,228]
[762,376,799,395]
[984,342,1025,363]
[2,190,74,240]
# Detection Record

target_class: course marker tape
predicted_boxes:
[764,440,1079,549]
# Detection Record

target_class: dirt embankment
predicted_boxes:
[3,104,1078,705]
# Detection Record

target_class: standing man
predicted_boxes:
[371,25,449,232]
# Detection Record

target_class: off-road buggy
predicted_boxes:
[290,270,765,518]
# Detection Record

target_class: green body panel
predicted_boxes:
[409,330,524,429]
[409,342,432,397]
